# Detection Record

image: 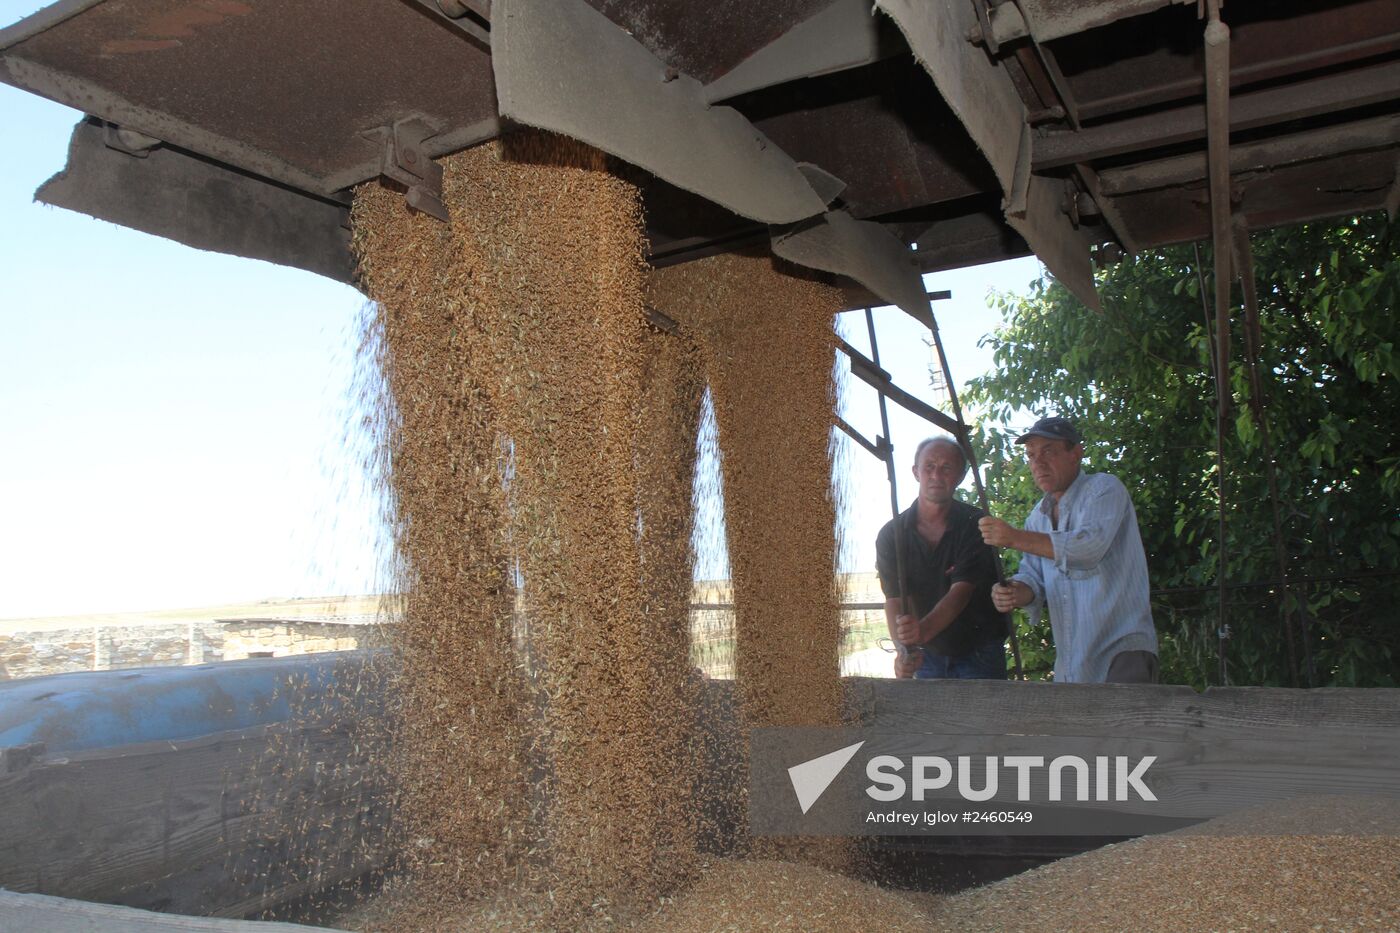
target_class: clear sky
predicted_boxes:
[0,5,1042,616]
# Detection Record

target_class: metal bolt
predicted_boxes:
[114,127,159,151]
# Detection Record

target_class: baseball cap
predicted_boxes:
[1015,416,1082,445]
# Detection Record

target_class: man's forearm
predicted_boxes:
[918,582,975,642]
[1009,528,1056,560]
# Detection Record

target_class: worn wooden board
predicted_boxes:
[838,679,1400,830]
[848,678,1400,738]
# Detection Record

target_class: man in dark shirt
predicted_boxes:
[875,436,1007,679]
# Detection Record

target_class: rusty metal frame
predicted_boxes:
[771,210,934,329]
[837,338,961,436]
[491,0,831,225]
[1034,59,1400,171]
[875,0,1100,310]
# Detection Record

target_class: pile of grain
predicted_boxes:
[929,796,1400,931]
[633,798,1400,932]
[636,859,933,933]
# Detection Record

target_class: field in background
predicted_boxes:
[0,596,392,680]
[1,576,894,681]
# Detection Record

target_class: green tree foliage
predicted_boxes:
[966,213,1400,688]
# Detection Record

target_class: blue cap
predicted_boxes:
[1015,416,1082,445]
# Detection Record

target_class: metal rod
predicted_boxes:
[866,309,916,667]
[925,307,1024,680]
[835,415,883,461]
[838,339,962,435]
[1204,4,1233,687]
[1233,220,1311,687]
[1205,8,1233,399]
[1193,239,1230,686]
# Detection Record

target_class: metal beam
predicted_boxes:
[1074,30,1400,123]
[702,0,900,104]
[912,210,1031,273]
[1099,114,1400,196]
[838,340,961,435]
[835,416,885,461]
[490,0,831,225]
[1076,163,1140,254]
[771,210,934,329]
[875,0,1100,310]
[1034,59,1400,171]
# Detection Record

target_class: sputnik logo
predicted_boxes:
[787,741,865,814]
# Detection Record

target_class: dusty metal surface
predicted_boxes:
[37,117,354,282]
[492,0,830,225]
[1,0,497,195]
[1,0,1396,302]
[875,0,1100,309]
[701,0,901,104]
[771,210,933,327]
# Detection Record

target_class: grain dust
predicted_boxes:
[353,133,708,926]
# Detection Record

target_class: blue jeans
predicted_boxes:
[914,641,1007,680]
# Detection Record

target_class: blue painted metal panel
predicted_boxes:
[0,651,378,754]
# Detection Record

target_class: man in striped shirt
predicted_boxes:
[977,417,1159,683]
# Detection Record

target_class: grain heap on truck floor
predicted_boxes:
[928,795,1400,932]
[634,859,936,933]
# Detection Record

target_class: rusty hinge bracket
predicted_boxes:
[970,0,999,54]
[378,118,448,222]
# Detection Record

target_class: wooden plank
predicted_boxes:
[832,679,1400,832]
[861,730,1400,822]
[848,678,1400,738]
